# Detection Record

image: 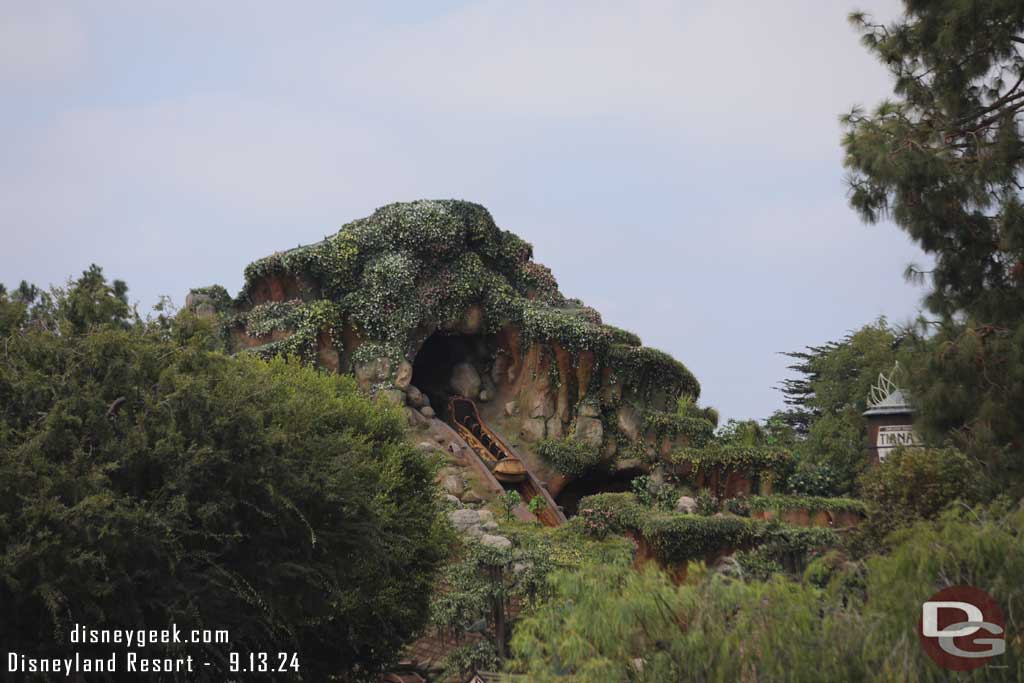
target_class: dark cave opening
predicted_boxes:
[411,332,481,421]
[556,466,647,518]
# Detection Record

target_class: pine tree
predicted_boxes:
[843,1,1024,491]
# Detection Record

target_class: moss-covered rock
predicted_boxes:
[189,199,701,469]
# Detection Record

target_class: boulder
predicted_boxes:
[481,521,499,532]
[675,496,698,514]
[440,474,465,497]
[504,401,519,417]
[479,389,492,402]
[462,490,485,505]
[546,417,563,440]
[444,494,463,508]
[578,401,601,418]
[381,388,405,405]
[480,534,513,550]
[421,406,436,418]
[449,509,482,532]
[416,441,438,454]
[394,360,413,390]
[477,510,495,524]
[406,385,427,408]
[574,415,604,448]
[354,356,391,388]
[450,362,481,398]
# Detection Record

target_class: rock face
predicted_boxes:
[188,199,706,493]
[574,416,604,448]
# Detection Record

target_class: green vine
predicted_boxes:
[670,445,792,475]
[536,438,607,477]
[643,412,715,447]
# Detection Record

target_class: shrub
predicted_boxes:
[536,437,605,477]
[786,462,843,496]
[527,495,548,516]
[500,490,523,521]
[671,444,791,476]
[695,490,720,516]
[0,327,448,679]
[442,640,499,678]
[854,446,981,548]
[744,495,868,515]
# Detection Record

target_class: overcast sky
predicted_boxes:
[1,0,925,422]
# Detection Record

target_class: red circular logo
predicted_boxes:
[918,585,1006,671]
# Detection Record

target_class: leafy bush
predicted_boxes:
[671,444,791,475]
[641,513,756,564]
[499,490,523,521]
[527,495,548,516]
[744,495,868,515]
[695,490,720,516]
[536,437,606,477]
[442,640,499,678]
[855,446,981,546]
[734,549,784,581]
[786,462,843,496]
[642,411,715,448]
[629,474,677,510]
[0,326,448,679]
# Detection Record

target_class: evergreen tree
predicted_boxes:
[777,320,902,493]
[843,1,1024,491]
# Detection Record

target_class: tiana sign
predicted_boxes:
[876,425,920,462]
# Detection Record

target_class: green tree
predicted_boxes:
[0,320,448,679]
[843,2,1024,492]
[778,320,902,493]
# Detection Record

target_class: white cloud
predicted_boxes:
[311,0,904,158]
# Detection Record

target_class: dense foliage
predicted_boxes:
[855,445,981,549]
[776,319,903,494]
[844,2,1024,494]
[0,270,448,680]
[513,502,1024,682]
[573,493,837,567]
[536,437,607,477]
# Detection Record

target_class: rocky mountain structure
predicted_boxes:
[188,200,713,506]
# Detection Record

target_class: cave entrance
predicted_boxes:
[411,332,483,421]
[556,466,647,518]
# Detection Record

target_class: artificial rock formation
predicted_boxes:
[188,200,709,494]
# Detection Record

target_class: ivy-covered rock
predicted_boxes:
[189,199,703,473]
